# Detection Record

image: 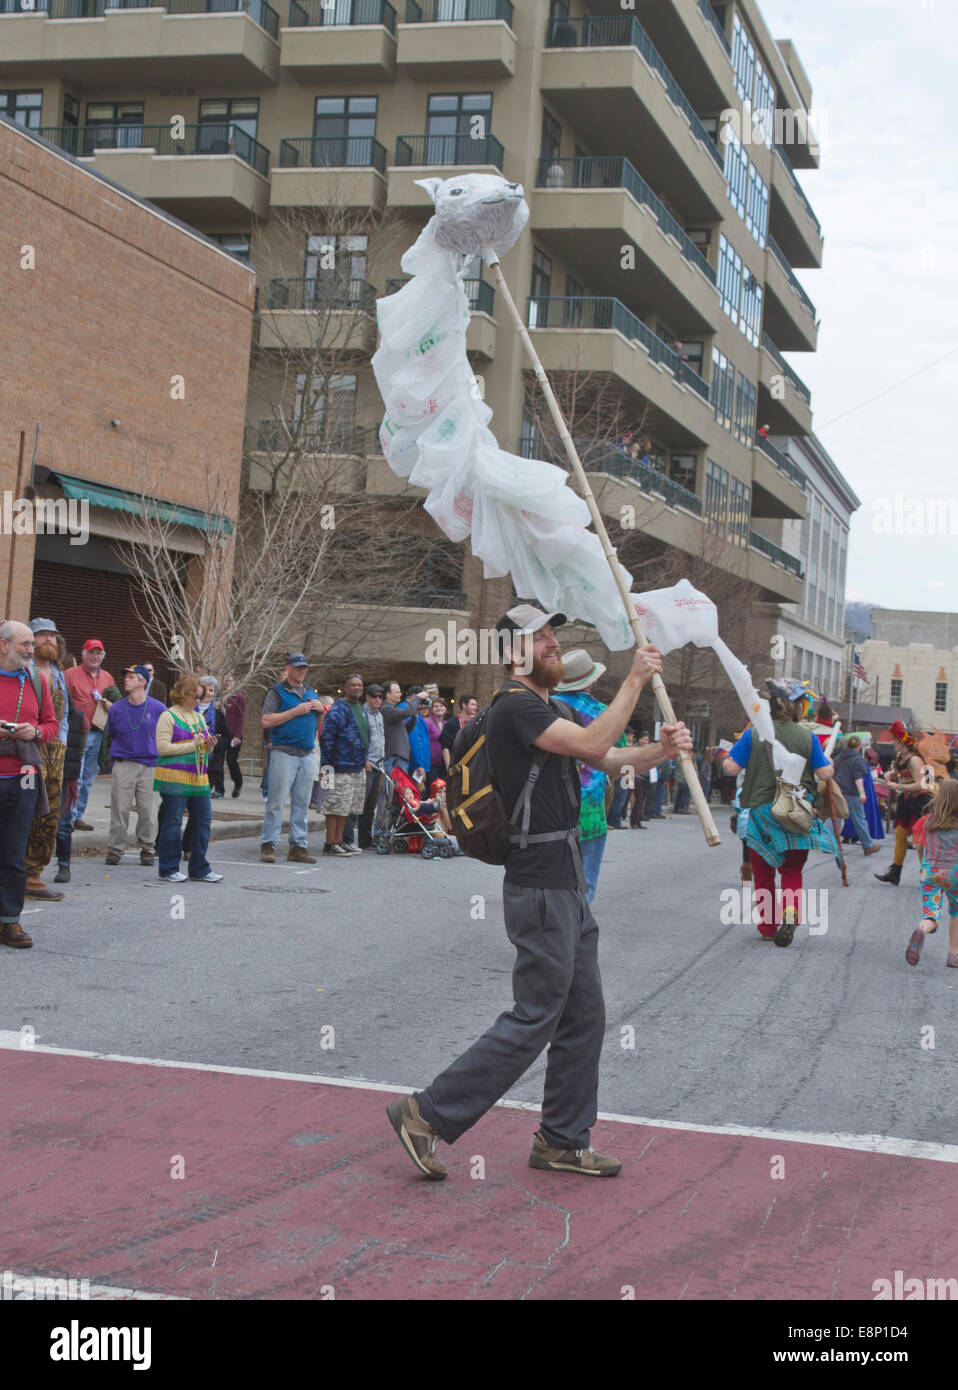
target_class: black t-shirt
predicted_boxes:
[485,684,586,889]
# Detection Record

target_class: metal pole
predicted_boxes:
[485,250,720,846]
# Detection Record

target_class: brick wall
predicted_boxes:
[0,119,255,616]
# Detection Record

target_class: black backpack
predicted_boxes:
[447,686,583,882]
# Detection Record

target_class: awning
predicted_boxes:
[51,473,234,536]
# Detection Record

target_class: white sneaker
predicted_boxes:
[159,871,187,883]
[340,842,362,855]
[191,872,224,883]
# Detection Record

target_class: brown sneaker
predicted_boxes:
[386,1094,447,1181]
[104,851,121,866]
[25,875,65,901]
[0,922,33,949]
[140,850,155,867]
[260,842,276,863]
[528,1129,622,1177]
[287,846,317,864]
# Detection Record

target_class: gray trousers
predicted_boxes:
[417,882,605,1151]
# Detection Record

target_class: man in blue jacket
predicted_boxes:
[260,654,322,864]
[319,673,369,858]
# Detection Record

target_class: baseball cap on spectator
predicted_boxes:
[82,638,105,651]
[29,618,59,635]
[285,653,308,667]
[122,665,152,683]
[366,683,384,696]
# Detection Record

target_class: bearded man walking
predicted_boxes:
[387,605,692,1180]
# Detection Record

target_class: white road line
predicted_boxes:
[2,1033,955,1164]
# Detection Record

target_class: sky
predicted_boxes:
[756,0,958,614]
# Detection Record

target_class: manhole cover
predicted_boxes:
[241,884,330,895]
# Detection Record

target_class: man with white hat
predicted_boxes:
[552,647,627,905]
[388,603,693,1182]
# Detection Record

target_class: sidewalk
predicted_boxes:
[69,771,325,852]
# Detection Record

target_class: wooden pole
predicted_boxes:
[485,250,720,846]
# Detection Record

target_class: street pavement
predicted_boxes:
[2,798,956,1300]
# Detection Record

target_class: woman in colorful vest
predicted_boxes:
[154,673,223,884]
[722,677,838,947]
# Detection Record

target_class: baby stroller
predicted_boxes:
[374,766,458,859]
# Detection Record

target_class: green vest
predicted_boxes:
[740,720,818,808]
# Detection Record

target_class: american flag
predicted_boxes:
[852,653,868,682]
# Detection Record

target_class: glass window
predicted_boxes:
[426,93,493,162]
[83,102,144,152]
[63,94,80,128]
[528,248,552,326]
[752,57,775,149]
[669,454,697,492]
[746,164,769,248]
[292,373,357,448]
[305,234,368,304]
[890,679,903,708]
[732,12,755,105]
[540,111,562,164]
[723,129,748,218]
[209,233,251,261]
[312,95,377,164]
[935,682,948,713]
[717,235,742,323]
[711,347,734,432]
[705,459,730,535]
[0,91,42,131]
[740,266,762,345]
[792,646,804,678]
[733,372,756,446]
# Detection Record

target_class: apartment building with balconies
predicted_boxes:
[2,0,826,697]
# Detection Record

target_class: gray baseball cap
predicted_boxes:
[29,618,59,635]
[495,604,567,636]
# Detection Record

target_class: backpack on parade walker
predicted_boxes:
[447,686,579,866]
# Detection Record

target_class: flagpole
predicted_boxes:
[485,248,721,847]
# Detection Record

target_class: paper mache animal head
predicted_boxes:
[415,172,529,258]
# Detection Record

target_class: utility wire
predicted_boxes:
[816,345,958,431]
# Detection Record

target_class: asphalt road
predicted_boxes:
[3,805,956,1148]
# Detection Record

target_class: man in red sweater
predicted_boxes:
[0,620,60,948]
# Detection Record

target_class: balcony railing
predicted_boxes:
[526,296,710,401]
[288,0,396,31]
[545,15,723,170]
[774,142,822,236]
[404,587,468,609]
[698,0,731,57]
[250,419,371,455]
[12,0,281,37]
[767,235,817,320]
[521,436,703,517]
[748,529,804,578]
[755,433,808,492]
[39,121,270,177]
[394,132,504,169]
[760,332,811,405]
[266,277,377,312]
[279,135,387,173]
[536,156,716,286]
[385,275,494,315]
[404,0,512,22]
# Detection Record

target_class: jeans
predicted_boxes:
[74,727,103,820]
[56,786,74,867]
[607,779,629,827]
[651,778,666,815]
[261,748,316,848]
[844,795,873,849]
[579,833,607,904]
[158,793,212,878]
[673,784,691,814]
[0,776,39,923]
[359,768,384,847]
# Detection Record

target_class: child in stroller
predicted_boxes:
[375,766,462,858]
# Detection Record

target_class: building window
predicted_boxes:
[717,235,742,323]
[935,682,948,713]
[0,90,43,131]
[83,102,144,152]
[746,164,769,247]
[540,110,562,164]
[890,679,903,707]
[197,98,259,156]
[304,234,368,306]
[705,459,729,536]
[740,266,762,345]
[793,646,804,678]
[733,372,756,446]
[63,94,80,128]
[669,454,697,492]
[729,474,751,547]
[723,128,748,218]
[528,247,553,326]
[732,12,756,105]
[752,56,775,148]
[426,92,493,164]
[291,372,357,450]
[311,96,377,165]
[711,347,735,431]
[209,233,251,261]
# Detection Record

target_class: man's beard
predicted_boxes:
[530,650,566,690]
[36,640,59,663]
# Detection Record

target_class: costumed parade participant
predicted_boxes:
[904,778,958,968]
[875,720,934,886]
[722,678,838,946]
